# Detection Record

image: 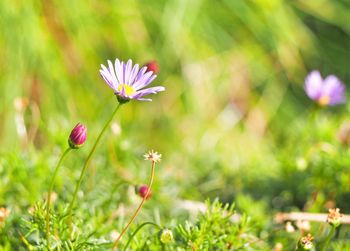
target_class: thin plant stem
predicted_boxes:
[20,233,35,251]
[189,241,197,251]
[46,147,71,250]
[123,222,162,251]
[112,161,156,250]
[320,226,336,251]
[67,103,122,225]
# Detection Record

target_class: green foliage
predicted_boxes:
[1,0,350,250]
[175,200,270,251]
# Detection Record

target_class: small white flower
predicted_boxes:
[144,150,162,163]
[296,220,311,232]
[160,229,174,244]
[285,221,295,233]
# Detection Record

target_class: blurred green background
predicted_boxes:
[1,0,350,227]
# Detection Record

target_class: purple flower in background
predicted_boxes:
[304,70,346,106]
[100,59,165,103]
[68,123,87,149]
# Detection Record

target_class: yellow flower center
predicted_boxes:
[117,84,136,96]
[318,95,330,106]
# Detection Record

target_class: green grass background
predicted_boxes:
[1,0,350,249]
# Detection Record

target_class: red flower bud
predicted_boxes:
[144,60,159,74]
[137,185,152,199]
[68,123,87,149]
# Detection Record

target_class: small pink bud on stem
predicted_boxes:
[144,60,160,74]
[112,150,161,250]
[68,123,87,149]
[137,185,152,199]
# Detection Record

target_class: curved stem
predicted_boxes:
[112,161,156,250]
[67,103,122,225]
[46,147,71,250]
[123,222,162,251]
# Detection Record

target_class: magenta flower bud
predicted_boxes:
[144,60,160,74]
[68,123,87,149]
[137,185,152,199]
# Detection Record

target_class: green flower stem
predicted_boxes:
[46,147,71,250]
[123,222,162,251]
[67,103,122,225]
[295,245,305,251]
[320,226,336,251]
[112,160,156,250]
[20,233,35,250]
